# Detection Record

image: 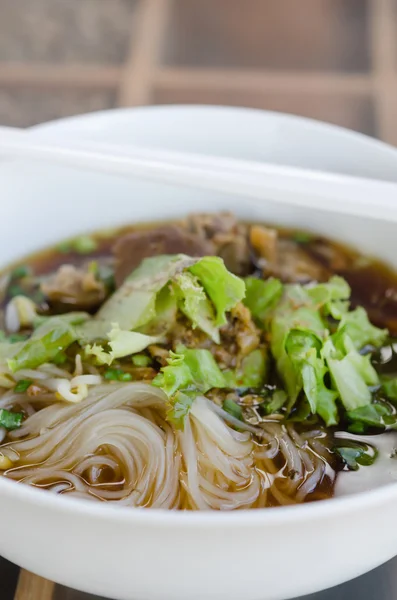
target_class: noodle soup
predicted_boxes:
[1,212,396,509]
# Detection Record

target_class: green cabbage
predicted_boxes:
[96,254,192,332]
[189,257,245,326]
[268,276,385,425]
[321,334,377,412]
[244,277,283,323]
[174,272,220,343]
[153,346,227,428]
[85,254,245,344]
[223,348,267,390]
[285,330,338,426]
[8,317,79,372]
[270,284,327,406]
[338,307,387,349]
[85,324,163,365]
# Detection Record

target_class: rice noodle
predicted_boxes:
[177,396,260,510]
[0,381,334,509]
[295,457,324,501]
[2,384,180,508]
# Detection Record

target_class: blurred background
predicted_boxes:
[1,1,397,599]
[0,0,396,145]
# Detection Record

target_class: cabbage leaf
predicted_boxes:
[174,272,220,343]
[338,307,387,349]
[96,254,193,332]
[85,324,162,365]
[268,276,384,425]
[84,254,245,344]
[321,333,377,412]
[188,257,245,326]
[8,317,78,372]
[244,277,283,323]
[223,348,267,390]
[153,346,227,428]
[285,330,338,426]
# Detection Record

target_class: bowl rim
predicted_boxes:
[1,104,395,527]
[1,470,397,527]
[31,104,397,162]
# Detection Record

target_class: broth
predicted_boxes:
[11,223,397,332]
[0,213,396,509]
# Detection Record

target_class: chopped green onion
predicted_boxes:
[11,265,32,279]
[8,284,25,298]
[104,368,120,381]
[57,237,98,255]
[57,241,72,254]
[8,333,29,344]
[292,232,313,244]
[119,372,132,382]
[132,354,151,367]
[334,443,376,471]
[72,236,98,254]
[348,421,367,434]
[14,379,32,393]
[223,397,243,420]
[0,331,29,344]
[104,368,131,382]
[0,409,23,431]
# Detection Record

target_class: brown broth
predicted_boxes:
[2,218,397,507]
[9,222,397,333]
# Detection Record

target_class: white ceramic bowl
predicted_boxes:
[1,106,397,600]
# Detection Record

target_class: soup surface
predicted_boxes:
[0,213,396,510]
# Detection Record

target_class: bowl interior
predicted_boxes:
[0,105,392,268]
[1,159,397,272]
